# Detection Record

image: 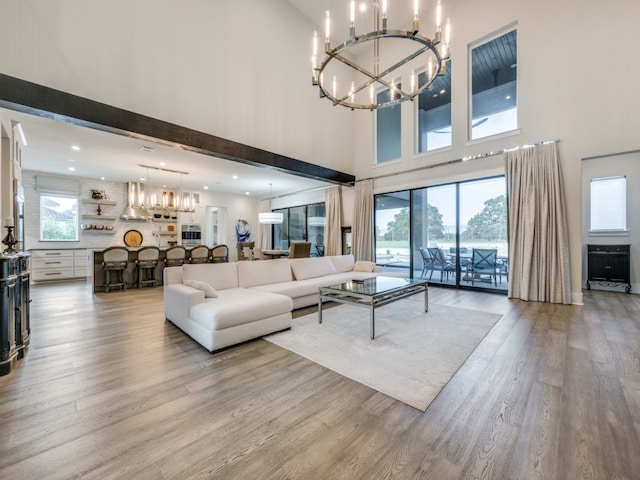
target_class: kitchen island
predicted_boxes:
[92,247,202,293]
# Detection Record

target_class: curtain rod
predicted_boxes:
[357,138,560,183]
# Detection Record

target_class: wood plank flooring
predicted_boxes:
[1,282,639,479]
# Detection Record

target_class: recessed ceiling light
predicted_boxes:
[245,191,250,195]
[140,146,155,153]
[101,177,105,180]
[68,166,76,171]
[233,175,238,180]
[505,95,511,100]
[203,186,209,190]
[71,145,80,151]
[140,176,146,182]
[159,161,166,166]
[359,3,366,12]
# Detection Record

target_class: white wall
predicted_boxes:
[22,170,259,261]
[353,0,640,303]
[0,0,355,176]
[581,151,640,293]
[3,0,639,301]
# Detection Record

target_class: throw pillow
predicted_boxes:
[353,260,375,272]
[184,279,218,298]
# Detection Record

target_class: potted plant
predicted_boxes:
[90,189,104,200]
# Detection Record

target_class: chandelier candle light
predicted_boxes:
[312,0,451,110]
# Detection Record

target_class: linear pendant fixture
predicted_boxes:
[311,0,451,110]
[259,183,283,224]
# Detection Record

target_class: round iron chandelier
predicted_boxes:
[311,0,451,110]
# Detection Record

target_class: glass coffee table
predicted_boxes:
[318,276,428,339]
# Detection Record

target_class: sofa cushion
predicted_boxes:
[329,254,355,273]
[290,257,337,280]
[189,289,292,330]
[183,263,239,290]
[183,279,218,298]
[353,260,375,272]
[237,258,292,288]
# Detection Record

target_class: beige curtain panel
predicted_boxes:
[257,199,273,250]
[325,186,342,256]
[352,179,374,262]
[505,142,572,304]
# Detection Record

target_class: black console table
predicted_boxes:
[586,244,631,293]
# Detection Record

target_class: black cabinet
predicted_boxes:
[0,254,17,376]
[0,252,30,376]
[586,244,631,293]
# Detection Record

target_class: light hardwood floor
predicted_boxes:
[1,281,639,479]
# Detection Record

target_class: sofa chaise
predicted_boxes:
[163,254,406,352]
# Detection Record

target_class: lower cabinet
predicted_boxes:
[31,249,88,283]
[586,244,631,293]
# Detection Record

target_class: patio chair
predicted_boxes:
[426,247,456,282]
[467,248,498,286]
[419,247,433,278]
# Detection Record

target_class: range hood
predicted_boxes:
[120,182,153,221]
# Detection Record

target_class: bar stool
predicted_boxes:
[101,247,129,292]
[135,246,159,288]
[189,245,210,263]
[210,244,229,263]
[164,246,186,267]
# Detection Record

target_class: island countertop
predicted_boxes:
[91,246,200,292]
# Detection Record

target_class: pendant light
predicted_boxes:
[259,183,283,224]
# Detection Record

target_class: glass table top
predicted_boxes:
[321,276,427,296]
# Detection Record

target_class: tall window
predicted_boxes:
[374,176,508,292]
[470,27,517,140]
[40,194,79,241]
[417,60,452,152]
[376,84,402,163]
[590,176,627,231]
[273,202,326,256]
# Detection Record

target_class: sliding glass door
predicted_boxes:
[375,176,508,291]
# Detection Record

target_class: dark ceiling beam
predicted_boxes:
[0,73,355,186]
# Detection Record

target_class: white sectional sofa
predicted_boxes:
[163,254,406,352]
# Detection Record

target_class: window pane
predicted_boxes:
[591,176,626,230]
[471,29,517,140]
[376,86,402,163]
[40,195,79,241]
[273,209,289,250]
[308,203,326,256]
[418,60,452,152]
[375,192,410,265]
[273,202,325,251]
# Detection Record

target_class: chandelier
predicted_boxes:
[311,0,451,110]
[139,164,196,213]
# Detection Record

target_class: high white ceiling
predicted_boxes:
[288,0,429,34]
[7,107,329,199]
[9,1,431,199]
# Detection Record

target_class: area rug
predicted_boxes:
[264,297,502,411]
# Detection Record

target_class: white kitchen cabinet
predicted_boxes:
[30,249,89,283]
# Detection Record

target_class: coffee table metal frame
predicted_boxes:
[318,276,429,339]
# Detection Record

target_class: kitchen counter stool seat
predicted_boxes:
[165,246,186,267]
[135,247,160,288]
[101,247,129,292]
[189,245,210,264]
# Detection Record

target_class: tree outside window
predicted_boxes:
[40,195,79,241]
